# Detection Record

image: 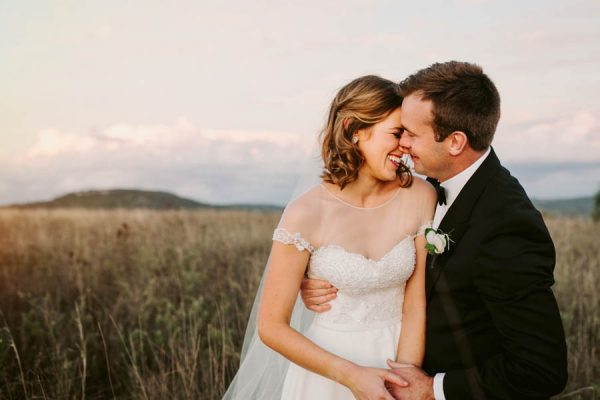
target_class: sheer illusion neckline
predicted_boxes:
[313,234,415,264]
[319,183,402,210]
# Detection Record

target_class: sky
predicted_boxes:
[1,0,599,206]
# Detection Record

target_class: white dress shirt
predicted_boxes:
[431,147,491,400]
[432,147,491,229]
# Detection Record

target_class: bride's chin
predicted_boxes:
[379,174,397,182]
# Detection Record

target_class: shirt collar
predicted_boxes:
[440,147,491,208]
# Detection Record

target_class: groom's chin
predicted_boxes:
[413,164,426,175]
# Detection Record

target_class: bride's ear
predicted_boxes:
[447,131,468,156]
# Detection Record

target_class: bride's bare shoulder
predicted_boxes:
[281,184,324,219]
[405,176,436,203]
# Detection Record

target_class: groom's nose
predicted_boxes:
[398,134,410,150]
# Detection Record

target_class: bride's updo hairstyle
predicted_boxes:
[320,75,412,190]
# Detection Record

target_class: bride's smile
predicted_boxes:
[354,106,405,183]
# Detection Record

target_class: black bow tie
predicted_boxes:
[426,177,447,206]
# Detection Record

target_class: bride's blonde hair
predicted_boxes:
[320,75,412,189]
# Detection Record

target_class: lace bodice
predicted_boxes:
[273,228,418,330]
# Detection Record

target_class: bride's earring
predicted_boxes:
[352,135,359,144]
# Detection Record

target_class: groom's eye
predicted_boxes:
[392,129,404,138]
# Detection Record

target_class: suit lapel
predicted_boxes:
[425,148,502,303]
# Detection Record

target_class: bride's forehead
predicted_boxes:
[379,108,403,125]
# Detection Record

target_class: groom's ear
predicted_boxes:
[447,131,469,156]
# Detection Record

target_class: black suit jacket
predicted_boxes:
[423,149,568,399]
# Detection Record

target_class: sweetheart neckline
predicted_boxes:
[311,235,416,264]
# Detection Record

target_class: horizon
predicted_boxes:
[1,176,595,209]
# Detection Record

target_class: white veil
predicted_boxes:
[221,142,322,399]
[221,272,315,399]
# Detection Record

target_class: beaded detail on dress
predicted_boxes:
[309,237,415,330]
[273,228,426,330]
[273,228,316,253]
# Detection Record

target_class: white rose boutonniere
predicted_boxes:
[424,227,452,255]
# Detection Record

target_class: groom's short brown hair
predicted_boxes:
[399,61,500,151]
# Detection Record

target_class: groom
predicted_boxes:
[301,61,568,399]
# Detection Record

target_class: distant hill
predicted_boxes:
[3,189,592,216]
[5,189,283,212]
[532,196,594,216]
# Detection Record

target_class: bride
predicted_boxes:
[223,75,436,400]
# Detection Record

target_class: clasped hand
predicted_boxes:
[344,364,408,400]
[384,360,435,400]
[344,361,434,400]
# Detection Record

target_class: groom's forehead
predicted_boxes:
[401,98,434,128]
[402,94,434,115]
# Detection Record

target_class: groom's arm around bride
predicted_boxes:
[386,159,569,399]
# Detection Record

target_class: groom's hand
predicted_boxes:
[386,360,434,400]
[300,277,338,312]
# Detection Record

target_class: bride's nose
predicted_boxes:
[397,141,409,155]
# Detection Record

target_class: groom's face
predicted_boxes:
[399,94,449,181]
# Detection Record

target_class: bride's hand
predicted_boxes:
[344,365,407,400]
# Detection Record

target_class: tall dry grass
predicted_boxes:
[0,208,277,399]
[549,216,599,399]
[0,209,597,399]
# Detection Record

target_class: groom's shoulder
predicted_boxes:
[475,163,545,227]
[487,165,528,198]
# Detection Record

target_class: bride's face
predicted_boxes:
[356,107,404,182]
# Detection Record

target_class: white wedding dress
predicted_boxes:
[276,230,418,399]
[223,180,432,400]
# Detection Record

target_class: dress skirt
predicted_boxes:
[280,318,402,400]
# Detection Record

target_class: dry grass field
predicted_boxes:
[0,209,597,399]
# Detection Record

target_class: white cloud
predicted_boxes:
[22,117,201,160]
[2,117,315,206]
[19,117,312,164]
[27,129,98,158]
[495,109,600,163]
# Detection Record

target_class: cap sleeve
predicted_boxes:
[273,228,315,253]
[272,187,321,253]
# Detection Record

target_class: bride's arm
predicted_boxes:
[258,242,407,399]
[394,234,427,366]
